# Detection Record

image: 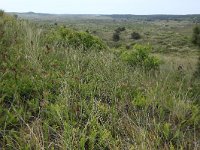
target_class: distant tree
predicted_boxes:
[192,26,200,47]
[192,26,200,79]
[120,44,160,71]
[86,29,89,33]
[126,44,131,50]
[14,14,18,19]
[0,9,4,17]
[113,32,120,42]
[92,30,97,34]
[112,27,125,42]
[115,27,126,33]
[131,32,141,40]
[193,57,200,78]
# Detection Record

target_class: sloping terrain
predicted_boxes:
[0,12,200,149]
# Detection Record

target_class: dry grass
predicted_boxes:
[0,13,200,150]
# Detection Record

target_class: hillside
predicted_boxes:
[8,12,200,22]
[0,12,200,149]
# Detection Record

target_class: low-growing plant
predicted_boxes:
[193,56,200,78]
[112,32,120,42]
[120,44,161,71]
[192,25,200,47]
[0,9,4,17]
[131,31,141,40]
[45,26,107,51]
[191,26,200,103]
[1,12,200,150]
[115,27,126,33]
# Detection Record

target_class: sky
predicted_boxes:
[0,0,200,15]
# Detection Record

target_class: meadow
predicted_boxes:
[0,11,200,149]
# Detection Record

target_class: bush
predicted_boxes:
[193,57,200,78]
[0,9,4,17]
[192,26,200,47]
[115,27,126,33]
[112,27,125,42]
[192,26,200,80]
[1,12,200,150]
[112,32,120,42]
[120,44,160,71]
[13,14,18,19]
[131,32,141,40]
[45,26,107,51]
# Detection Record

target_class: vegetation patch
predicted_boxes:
[45,26,107,51]
[0,12,200,149]
[120,44,161,71]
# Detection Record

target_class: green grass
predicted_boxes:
[0,13,200,149]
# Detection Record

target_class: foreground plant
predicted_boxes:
[0,13,200,150]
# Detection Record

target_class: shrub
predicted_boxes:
[92,30,97,34]
[1,12,200,150]
[85,29,89,33]
[120,44,160,71]
[45,26,107,51]
[115,27,126,33]
[192,26,200,47]
[112,32,120,42]
[112,27,125,42]
[126,44,131,50]
[0,9,4,17]
[131,32,141,40]
[193,56,200,79]
[192,26,200,80]
[13,14,18,19]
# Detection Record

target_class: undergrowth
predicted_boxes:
[0,13,200,150]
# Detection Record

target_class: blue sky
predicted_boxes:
[1,0,200,15]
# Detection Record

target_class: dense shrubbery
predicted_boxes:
[112,32,120,42]
[45,26,107,51]
[0,13,200,149]
[112,27,126,42]
[192,25,200,47]
[0,10,4,17]
[192,26,200,79]
[131,31,141,40]
[191,26,200,104]
[115,27,126,33]
[120,44,161,71]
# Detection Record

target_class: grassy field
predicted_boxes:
[0,12,200,149]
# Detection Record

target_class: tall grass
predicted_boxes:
[0,14,200,149]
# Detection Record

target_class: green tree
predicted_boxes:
[131,32,141,40]
[115,27,126,33]
[0,9,4,17]
[194,57,200,78]
[120,44,160,71]
[192,26,200,79]
[192,26,200,47]
[112,32,120,42]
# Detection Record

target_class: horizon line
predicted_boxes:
[7,11,200,16]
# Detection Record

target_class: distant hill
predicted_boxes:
[103,14,200,22]
[8,12,105,22]
[8,12,200,22]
